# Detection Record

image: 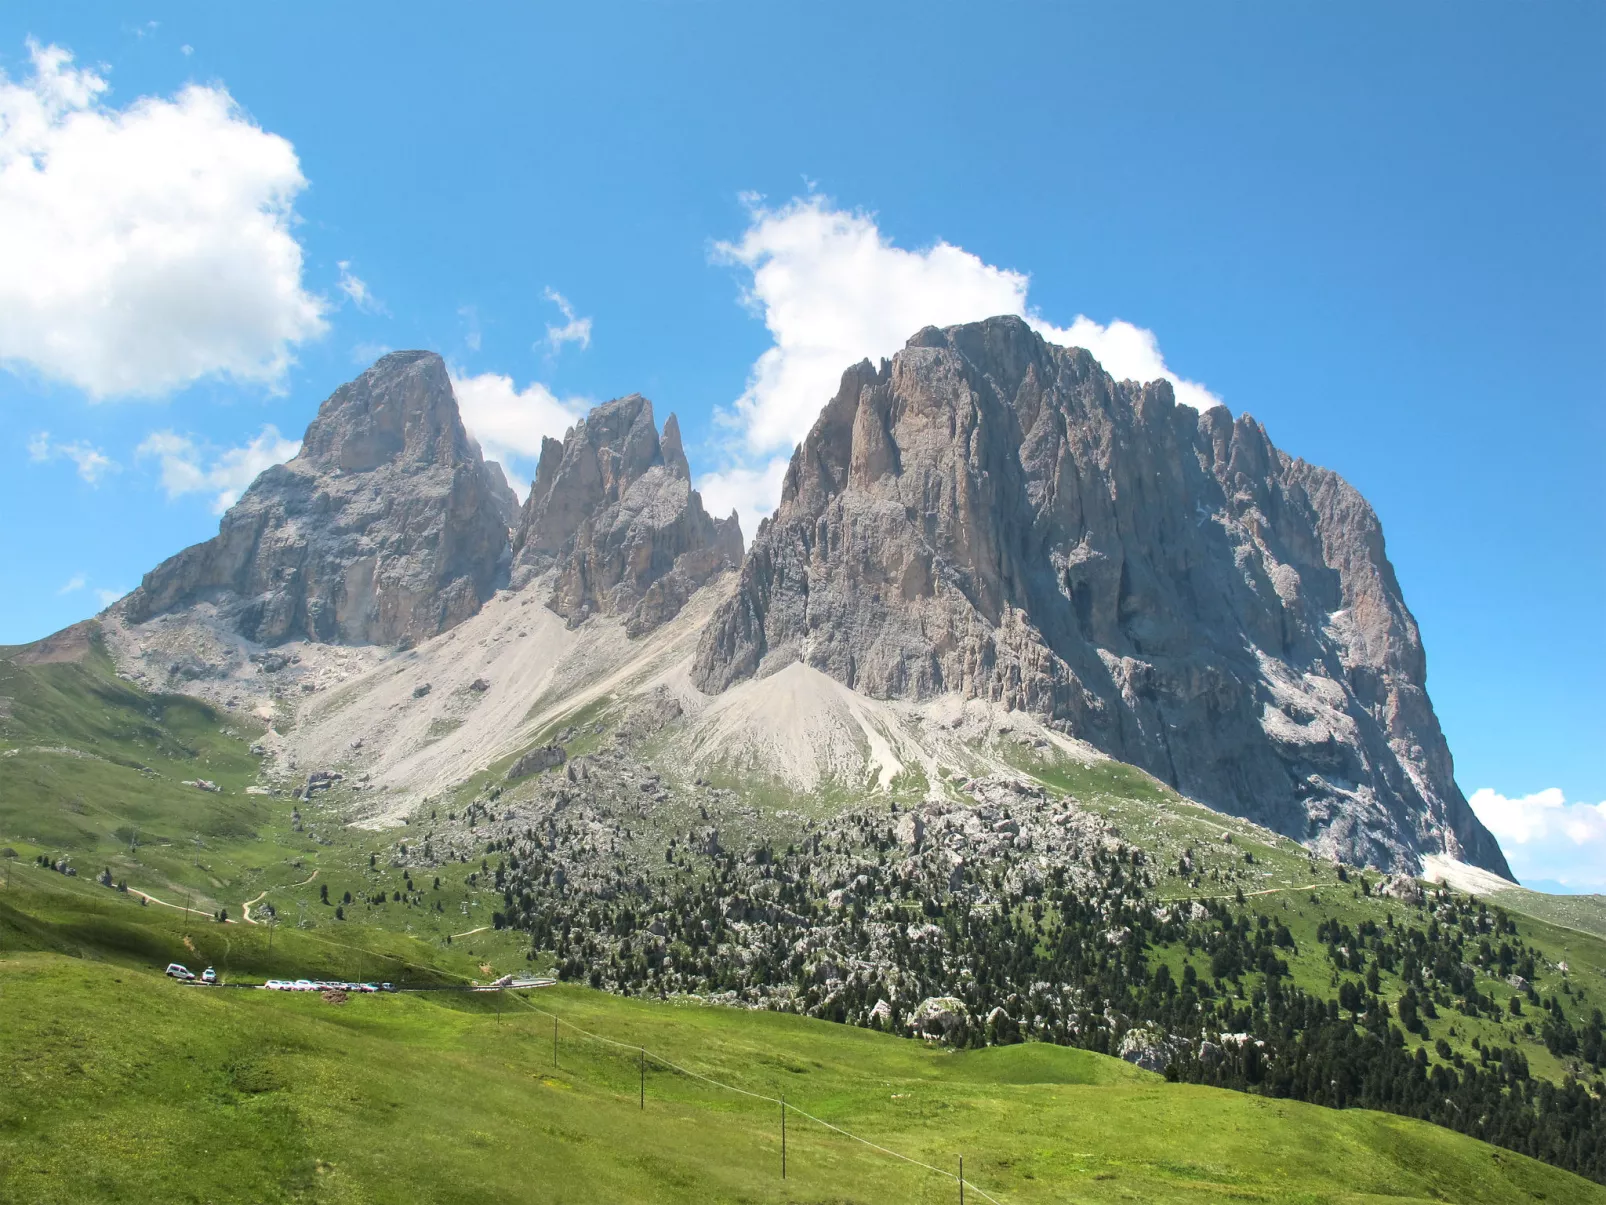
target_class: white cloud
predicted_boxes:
[449,369,587,499]
[708,194,1222,520]
[95,587,126,607]
[57,572,86,595]
[1470,787,1606,892]
[337,261,384,313]
[0,40,326,398]
[695,456,789,547]
[28,430,117,484]
[543,288,592,352]
[715,195,1030,456]
[138,424,301,512]
[1030,314,1221,414]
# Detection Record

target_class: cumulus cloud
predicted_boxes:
[714,195,1030,456]
[542,288,592,353]
[138,424,301,512]
[1031,314,1221,414]
[706,194,1221,522]
[449,369,587,499]
[0,40,326,398]
[1470,787,1606,892]
[28,430,117,484]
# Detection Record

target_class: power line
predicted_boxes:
[506,992,1005,1205]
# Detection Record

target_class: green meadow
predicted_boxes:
[3,630,1604,1202]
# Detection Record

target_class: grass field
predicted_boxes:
[3,929,1603,1205]
[4,630,1605,1202]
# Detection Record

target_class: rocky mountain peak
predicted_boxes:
[300,350,473,472]
[512,395,741,636]
[693,314,1507,876]
[122,351,511,647]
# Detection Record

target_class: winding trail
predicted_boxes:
[127,888,216,919]
[241,869,318,925]
[450,925,490,939]
[241,892,268,924]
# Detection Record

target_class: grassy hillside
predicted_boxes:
[3,628,1604,1200]
[2,931,1602,1204]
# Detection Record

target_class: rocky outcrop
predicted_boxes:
[507,744,567,781]
[692,316,1507,876]
[124,351,511,646]
[511,395,741,636]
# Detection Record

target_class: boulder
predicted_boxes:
[907,996,970,1044]
[1117,1024,1190,1073]
[507,745,567,781]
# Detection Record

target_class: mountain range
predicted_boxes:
[96,317,1508,878]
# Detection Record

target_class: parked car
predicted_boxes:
[263,979,288,991]
[201,967,217,984]
[292,979,315,991]
[164,962,194,980]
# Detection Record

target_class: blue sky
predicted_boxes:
[0,2,1601,888]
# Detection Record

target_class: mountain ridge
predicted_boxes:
[693,316,1506,876]
[91,323,1504,878]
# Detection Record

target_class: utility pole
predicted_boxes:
[959,1156,964,1205]
[553,1016,558,1069]
[781,1095,787,1180]
[639,1047,645,1110]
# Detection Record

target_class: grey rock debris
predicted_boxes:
[692,315,1507,877]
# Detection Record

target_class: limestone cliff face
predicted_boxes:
[511,395,741,636]
[125,351,511,646]
[693,316,1507,875]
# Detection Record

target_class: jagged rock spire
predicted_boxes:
[512,395,741,636]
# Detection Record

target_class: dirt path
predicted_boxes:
[450,925,490,939]
[1157,882,1343,904]
[127,888,215,919]
[241,869,317,925]
[241,891,267,924]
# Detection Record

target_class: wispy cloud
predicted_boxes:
[459,304,482,353]
[351,341,393,366]
[138,424,301,513]
[57,572,86,595]
[28,431,117,484]
[542,287,592,353]
[337,260,385,314]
